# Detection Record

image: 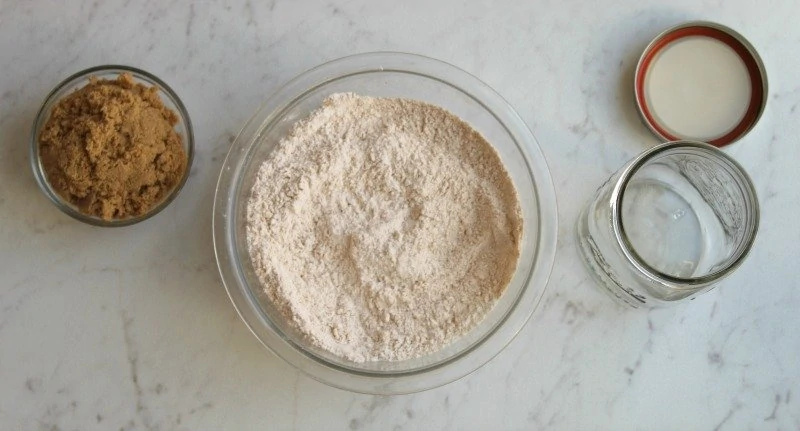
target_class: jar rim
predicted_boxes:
[609,140,760,287]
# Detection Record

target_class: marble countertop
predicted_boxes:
[1,1,798,430]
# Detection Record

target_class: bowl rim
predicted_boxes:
[213,51,558,394]
[29,64,195,227]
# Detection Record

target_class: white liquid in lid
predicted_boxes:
[644,36,752,141]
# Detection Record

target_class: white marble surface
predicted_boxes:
[1,1,798,429]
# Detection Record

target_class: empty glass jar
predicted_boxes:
[578,141,759,307]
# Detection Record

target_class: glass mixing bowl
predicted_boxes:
[213,52,557,394]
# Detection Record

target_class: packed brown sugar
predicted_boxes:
[38,73,187,220]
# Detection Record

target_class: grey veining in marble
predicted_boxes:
[1,1,799,430]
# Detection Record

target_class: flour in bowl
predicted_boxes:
[246,93,522,362]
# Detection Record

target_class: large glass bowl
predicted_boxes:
[213,52,557,394]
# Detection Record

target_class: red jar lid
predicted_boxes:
[634,21,767,147]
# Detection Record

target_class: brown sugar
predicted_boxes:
[39,73,188,220]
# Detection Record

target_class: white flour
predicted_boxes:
[246,93,522,362]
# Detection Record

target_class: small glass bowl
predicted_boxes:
[214,52,558,394]
[30,65,194,227]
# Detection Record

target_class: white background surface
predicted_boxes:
[1,1,798,430]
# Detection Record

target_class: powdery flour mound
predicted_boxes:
[246,93,522,362]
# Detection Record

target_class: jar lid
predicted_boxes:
[634,21,767,147]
